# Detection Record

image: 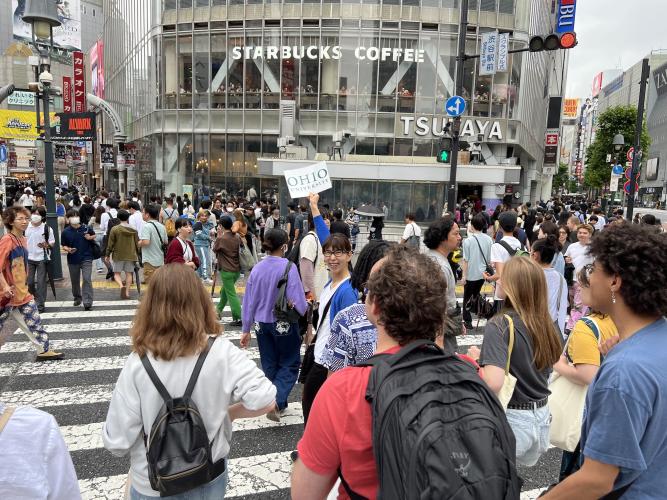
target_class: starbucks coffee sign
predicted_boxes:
[398,116,506,141]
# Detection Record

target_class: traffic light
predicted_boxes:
[0,84,15,104]
[437,136,452,163]
[529,32,577,52]
[437,149,450,163]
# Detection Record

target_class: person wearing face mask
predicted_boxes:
[240,229,308,422]
[61,209,97,310]
[25,207,55,313]
[165,218,200,270]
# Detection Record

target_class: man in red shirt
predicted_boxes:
[292,246,450,499]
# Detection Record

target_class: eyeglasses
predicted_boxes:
[323,250,347,258]
[559,231,567,235]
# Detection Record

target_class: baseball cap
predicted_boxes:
[498,211,518,232]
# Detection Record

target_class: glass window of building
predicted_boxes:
[498,0,514,13]
[263,29,281,109]
[210,135,226,186]
[163,37,177,108]
[211,35,227,109]
[178,35,193,109]
[480,0,496,11]
[245,34,263,109]
[282,33,301,100]
[358,33,379,112]
[300,34,320,110]
[193,34,210,108]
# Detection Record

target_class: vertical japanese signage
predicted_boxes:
[497,33,509,72]
[556,0,577,33]
[73,51,86,113]
[479,31,498,76]
[63,77,72,113]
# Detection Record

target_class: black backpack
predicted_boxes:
[345,340,522,500]
[140,337,226,497]
[285,232,318,275]
[101,216,121,254]
[274,261,303,324]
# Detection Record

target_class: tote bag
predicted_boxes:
[497,314,517,410]
[548,317,601,452]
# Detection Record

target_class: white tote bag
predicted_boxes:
[548,317,601,452]
[497,314,517,410]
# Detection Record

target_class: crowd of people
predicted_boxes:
[0,185,666,499]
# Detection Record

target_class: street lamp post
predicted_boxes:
[24,0,63,279]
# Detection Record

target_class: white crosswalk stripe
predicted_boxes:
[0,298,551,499]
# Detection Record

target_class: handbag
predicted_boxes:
[238,235,257,274]
[548,317,601,452]
[497,314,517,410]
[298,297,332,384]
[472,233,494,276]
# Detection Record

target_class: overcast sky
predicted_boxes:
[566,0,667,99]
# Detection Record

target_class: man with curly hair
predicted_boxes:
[542,223,667,499]
[292,246,482,499]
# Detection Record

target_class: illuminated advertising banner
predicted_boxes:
[563,98,580,118]
[90,40,105,99]
[0,110,54,140]
[73,51,86,112]
[12,0,81,51]
[51,113,96,142]
[63,77,73,113]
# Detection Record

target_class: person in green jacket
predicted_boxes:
[105,209,139,299]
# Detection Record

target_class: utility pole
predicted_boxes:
[446,0,469,214]
[626,58,650,222]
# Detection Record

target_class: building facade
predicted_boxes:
[596,52,667,207]
[0,0,104,184]
[103,0,566,219]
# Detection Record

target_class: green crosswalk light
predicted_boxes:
[437,149,451,163]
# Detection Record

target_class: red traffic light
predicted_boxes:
[528,32,577,52]
[559,32,577,49]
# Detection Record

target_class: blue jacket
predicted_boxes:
[328,279,358,327]
[313,215,331,245]
[61,225,95,264]
[193,220,214,247]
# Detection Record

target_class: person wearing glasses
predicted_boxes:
[541,223,667,499]
[301,233,357,424]
[0,207,63,361]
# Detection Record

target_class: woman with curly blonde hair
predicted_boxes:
[103,263,276,499]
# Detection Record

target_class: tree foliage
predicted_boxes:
[552,162,569,194]
[584,106,651,188]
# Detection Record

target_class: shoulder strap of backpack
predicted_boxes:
[184,336,216,399]
[140,355,174,406]
[498,240,517,256]
[580,317,601,341]
[315,295,334,333]
[338,468,368,500]
[472,234,490,268]
[502,314,515,375]
[277,261,292,289]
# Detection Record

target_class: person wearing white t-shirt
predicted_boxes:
[485,211,523,311]
[0,403,81,500]
[400,213,422,247]
[565,224,594,331]
[299,219,328,303]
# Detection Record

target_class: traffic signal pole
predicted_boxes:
[626,58,650,222]
[446,0,469,215]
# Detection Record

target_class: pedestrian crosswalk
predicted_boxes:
[0,299,555,499]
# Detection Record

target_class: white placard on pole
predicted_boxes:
[283,161,332,199]
[497,33,509,72]
[479,31,499,76]
[609,175,620,192]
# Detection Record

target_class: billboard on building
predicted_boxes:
[12,0,82,52]
[592,72,603,97]
[0,110,54,141]
[646,158,659,181]
[563,98,580,118]
[50,113,97,141]
[90,40,105,99]
[73,51,86,112]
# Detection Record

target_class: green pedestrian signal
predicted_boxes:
[437,149,451,163]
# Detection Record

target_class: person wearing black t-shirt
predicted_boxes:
[329,209,351,239]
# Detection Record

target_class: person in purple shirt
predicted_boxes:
[240,228,308,422]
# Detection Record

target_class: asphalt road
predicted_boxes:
[0,288,562,499]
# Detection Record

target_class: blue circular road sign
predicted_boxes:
[445,95,466,117]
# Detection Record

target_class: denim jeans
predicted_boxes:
[255,321,301,410]
[195,245,210,279]
[130,468,228,500]
[505,405,551,467]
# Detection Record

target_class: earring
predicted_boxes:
[611,290,616,304]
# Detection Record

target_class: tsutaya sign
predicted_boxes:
[399,116,506,141]
[231,45,425,63]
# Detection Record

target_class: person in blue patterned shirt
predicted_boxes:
[321,240,393,373]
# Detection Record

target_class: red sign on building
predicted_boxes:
[545,133,559,146]
[73,51,86,113]
[62,76,72,113]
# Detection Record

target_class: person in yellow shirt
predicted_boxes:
[552,263,619,481]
